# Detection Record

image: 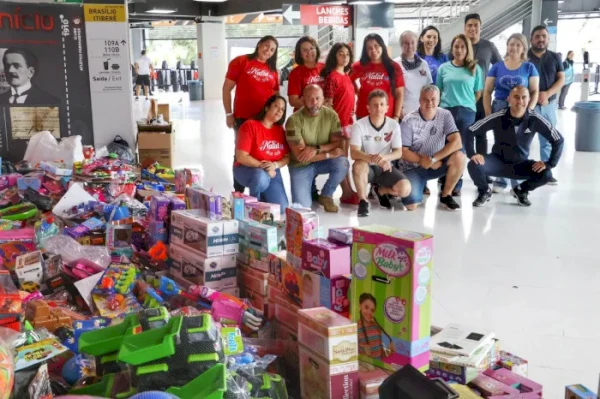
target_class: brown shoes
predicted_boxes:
[318,195,338,213]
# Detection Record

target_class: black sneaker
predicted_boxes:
[357,200,369,217]
[372,186,391,209]
[547,177,558,186]
[511,186,531,207]
[440,195,460,211]
[311,189,320,202]
[487,177,493,184]
[473,189,492,207]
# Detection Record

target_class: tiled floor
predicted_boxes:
[156,86,600,398]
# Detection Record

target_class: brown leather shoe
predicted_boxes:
[318,195,338,213]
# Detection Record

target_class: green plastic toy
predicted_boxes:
[166,364,228,399]
[118,316,182,365]
[0,203,37,221]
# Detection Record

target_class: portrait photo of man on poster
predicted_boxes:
[0,47,59,106]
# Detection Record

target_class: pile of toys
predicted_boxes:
[0,144,597,399]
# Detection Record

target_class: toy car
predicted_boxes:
[21,281,40,293]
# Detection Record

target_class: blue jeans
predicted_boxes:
[402,164,449,206]
[289,157,349,208]
[233,166,288,214]
[441,106,476,191]
[535,101,558,162]
[468,154,552,193]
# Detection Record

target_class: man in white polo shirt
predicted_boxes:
[135,50,154,100]
[350,90,411,217]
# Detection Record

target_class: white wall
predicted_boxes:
[197,20,228,100]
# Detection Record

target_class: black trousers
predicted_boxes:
[233,118,247,192]
[474,99,489,155]
[559,84,571,108]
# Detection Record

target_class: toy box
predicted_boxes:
[302,239,351,278]
[359,366,389,399]
[483,368,542,394]
[150,196,170,223]
[302,271,350,316]
[273,293,301,332]
[0,271,22,313]
[170,243,237,289]
[498,350,529,377]
[269,251,286,285]
[169,197,186,213]
[447,384,480,398]
[238,265,269,296]
[488,394,541,399]
[239,219,278,253]
[299,344,359,399]
[329,227,353,245]
[282,259,303,306]
[350,225,434,372]
[285,207,319,269]
[15,251,44,293]
[239,239,270,272]
[428,338,500,384]
[40,161,73,176]
[175,168,203,193]
[298,307,358,365]
[468,373,520,397]
[246,201,281,222]
[186,188,223,220]
[242,285,268,316]
[171,210,239,258]
[232,193,258,220]
[565,384,598,399]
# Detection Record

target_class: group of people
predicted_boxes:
[222,14,566,217]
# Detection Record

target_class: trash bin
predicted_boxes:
[188,80,203,101]
[572,101,600,151]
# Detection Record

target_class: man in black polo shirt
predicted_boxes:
[527,25,564,185]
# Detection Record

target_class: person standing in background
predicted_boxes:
[223,36,280,193]
[460,14,502,156]
[559,50,575,110]
[397,31,432,115]
[322,42,359,205]
[135,50,154,100]
[351,34,405,121]
[287,36,325,111]
[528,25,564,185]
[483,33,539,192]
[436,34,483,196]
[417,26,448,84]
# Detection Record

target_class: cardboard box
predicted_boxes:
[428,339,500,384]
[285,208,319,269]
[329,227,353,245]
[299,343,359,399]
[273,292,301,332]
[238,265,269,296]
[359,367,389,399]
[297,307,358,365]
[170,210,239,258]
[483,368,542,394]
[232,193,257,220]
[302,271,350,317]
[498,350,529,377]
[468,374,520,397]
[282,259,303,306]
[138,132,173,167]
[246,201,281,222]
[302,238,351,278]
[239,219,278,253]
[15,251,44,292]
[565,384,598,399]
[350,225,433,372]
[169,243,237,289]
[186,188,223,221]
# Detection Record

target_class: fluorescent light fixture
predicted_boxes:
[192,0,227,2]
[348,1,383,4]
[146,8,177,14]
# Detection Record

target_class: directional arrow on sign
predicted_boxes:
[282,4,300,25]
[543,17,553,25]
[121,39,127,45]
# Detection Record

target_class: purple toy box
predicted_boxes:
[301,239,350,279]
[149,196,170,223]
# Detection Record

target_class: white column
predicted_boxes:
[130,28,144,59]
[196,19,228,100]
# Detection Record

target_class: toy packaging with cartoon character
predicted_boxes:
[350,225,434,372]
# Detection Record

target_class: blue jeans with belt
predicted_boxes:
[289,157,349,208]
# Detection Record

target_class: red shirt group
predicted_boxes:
[234,120,289,167]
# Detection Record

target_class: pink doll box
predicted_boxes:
[245,201,281,223]
[273,292,301,332]
[149,196,170,223]
[297,307,358,365]
[498,350,529,377]
[469,373,520,397]
[302,238,351,279]
[483,368,542,394]
[301,271,350,317]
[299,343,359,399]
[488,394,541,399]
[285,207,319,269]
[238,265,269,296]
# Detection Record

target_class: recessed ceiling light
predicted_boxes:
[146,8,177,14]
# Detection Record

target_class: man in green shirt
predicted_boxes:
[285,85,349,212]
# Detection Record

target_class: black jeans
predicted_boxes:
[559,84,571,108]
[233,118,247,193]
[474,99,488,155]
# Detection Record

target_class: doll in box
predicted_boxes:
[358,294,396,361]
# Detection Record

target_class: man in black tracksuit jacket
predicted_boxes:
[466,85,564,207]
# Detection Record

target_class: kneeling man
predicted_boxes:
[350,90,411,217]
[398,85,466,211]
[467,85,564,207]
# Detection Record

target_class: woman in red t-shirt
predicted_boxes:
[350,33,405,120]
[322,42,359,205]
[223,35,280,192]
[233,95,290,213]
[288,36,325,111]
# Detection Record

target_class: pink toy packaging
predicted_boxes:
[186,188,223,221]
[232,193,257,220]
[498,350,529,377]
[246,201,281,222]
[302,271,350,317]
[483,368,542,394]
[328,227,353,245]
[302,238,350,278]
[468,373,520,397]
[350,225,434,372]
[488,393,541,399]
[149,196,169,223]
[175,168,203,194]
[299,344,359,399]
[297,307,358,365]
[285,207,319,269]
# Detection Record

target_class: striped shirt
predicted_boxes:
[398,108,459,171]
[467,108,564,167]
[358,320,384,360]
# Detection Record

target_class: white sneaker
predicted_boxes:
[492,185,507,194]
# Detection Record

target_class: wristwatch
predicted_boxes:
[431,156,437,163]
[316,145,321,154]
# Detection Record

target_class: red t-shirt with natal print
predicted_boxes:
[288,63,325,111]
[235,120,289,166]
[350,61,404,119]
[323,70,355,128]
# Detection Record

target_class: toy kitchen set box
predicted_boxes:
[350,225,433,373]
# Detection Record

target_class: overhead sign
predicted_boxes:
[83,4,126,23]
[282,4,301,25]
[226,13,283,24]
[299,5,351,26]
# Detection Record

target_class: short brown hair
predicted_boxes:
[368,89,388,104]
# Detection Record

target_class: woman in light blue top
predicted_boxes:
[436,34,483,195]
[483,33,539,191]
[559,50,575,110]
